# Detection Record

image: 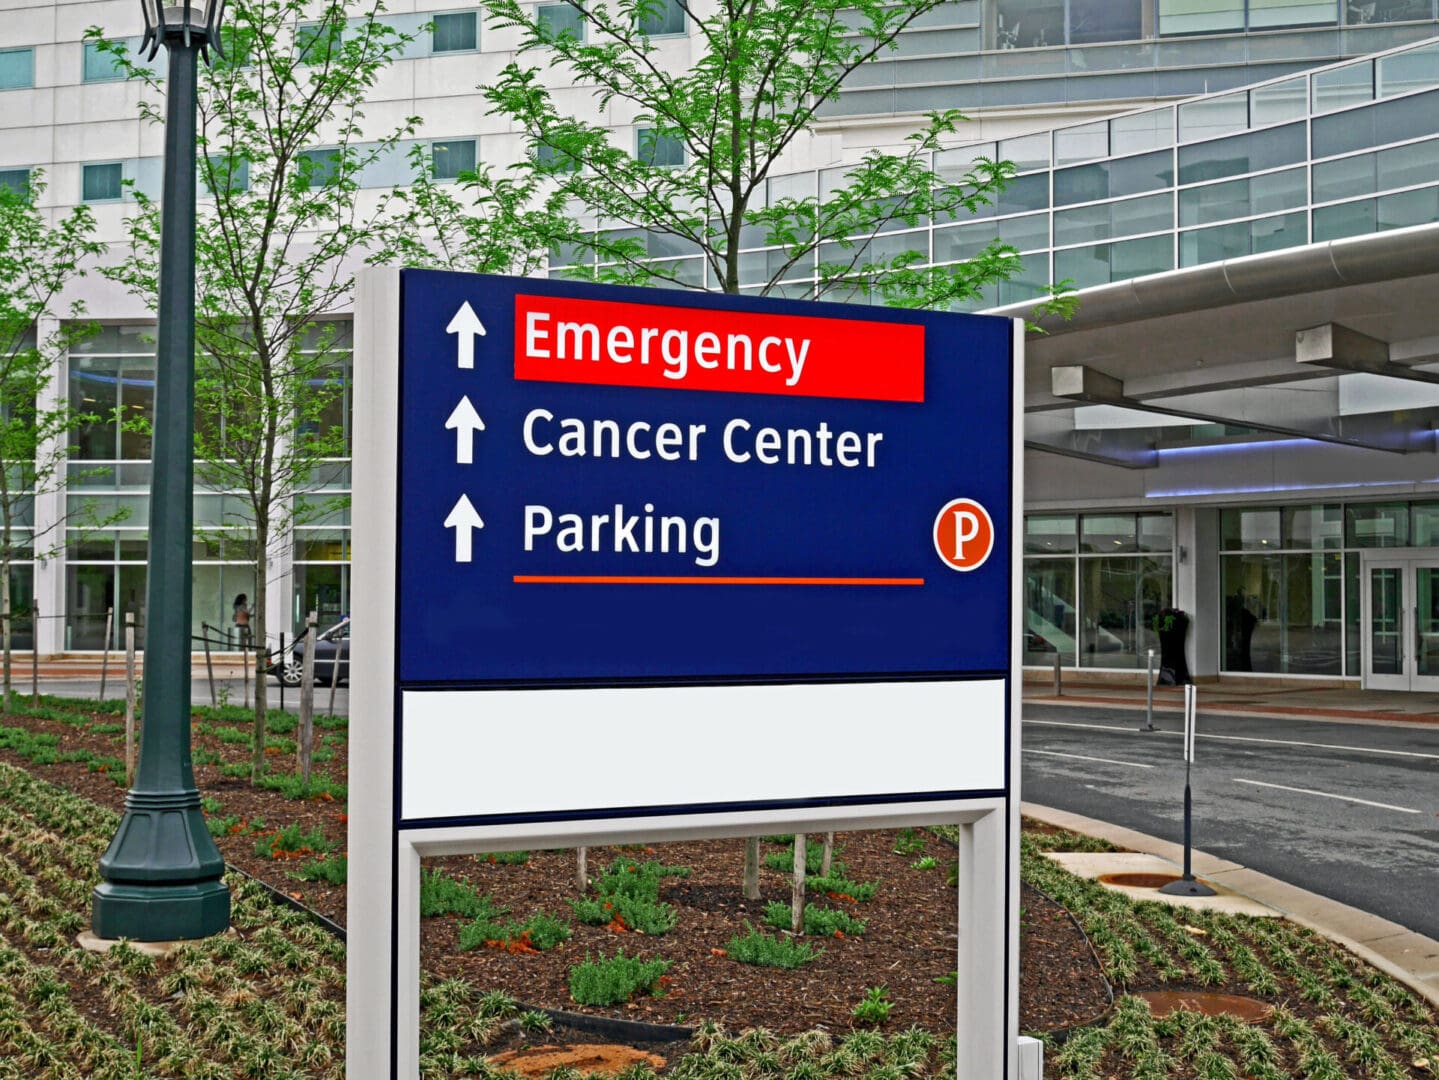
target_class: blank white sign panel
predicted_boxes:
[400,679,1005,822]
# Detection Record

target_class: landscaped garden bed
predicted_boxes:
[1,694,1437,1077]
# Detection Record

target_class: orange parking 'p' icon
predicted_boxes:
[933,498,994,572]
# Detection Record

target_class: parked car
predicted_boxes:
[268,617,350,687]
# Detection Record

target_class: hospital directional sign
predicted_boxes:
[398,271,1013,694]
[348,268,1025,1079]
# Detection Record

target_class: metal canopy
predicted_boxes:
[990,223,1439,469]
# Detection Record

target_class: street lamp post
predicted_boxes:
[91,0,230,941]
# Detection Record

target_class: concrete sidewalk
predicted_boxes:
[1025,802,1439,1010]
[1024,674,1439,724]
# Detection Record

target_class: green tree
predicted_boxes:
[461,0,1070,904]
[95,0,417,779]
[472,0,1072,312]
[0,175,108,711]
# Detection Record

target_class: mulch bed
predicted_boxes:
[0,698,1111,1038]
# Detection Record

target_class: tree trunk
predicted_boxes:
[576,846,588,893]
[250,536,270,783]
[821,832,834,878]
[790,832,806,934]
[742,836,761,900]
[297,611,316,782]
[1,570,11,715]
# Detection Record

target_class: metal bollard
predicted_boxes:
[1142,648,1156,731]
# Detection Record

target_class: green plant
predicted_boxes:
[911,855,938,871]
[763,839,826,875]
[458,911,570,953]
[518,1010,553,1035]
[255,823,334,860]
[292,854,347,885]
[852,986,892,1025]
[807,867,879,903]
[727,923,823,969]
[419,869,506,920]
[570,857,687,935]
[205,814,243,838]
[893,829,925,856]
[567,951,670,1005]
[476,850,529,865]
[256,770,347,802]
[763,901,866,938]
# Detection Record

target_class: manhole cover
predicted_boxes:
[1136,990,1273,1022]
[488,1044,667,1078]
[1099,872,1189,888]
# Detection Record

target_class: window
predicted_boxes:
[431,11,478,52]
[536,141,580,173]
[0,47,34,90]
[1158,0,1244,35]
[1249,0,1337,27]
[82,163,124,202]
[637,0,685,35]
[83,41,126,82]
[537,3,585,41]
[297,148,343,188]
[992,0,1143,48]
[0,168,30,194]
[204,155,250,195]
[636,127,684,168]
[430,139,476,179]
[295,21,343,64]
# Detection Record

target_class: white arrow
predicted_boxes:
[446,301,486,369]
[443,494,484,563]
[444,396,486,465]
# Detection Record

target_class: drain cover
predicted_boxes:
[1136,990,1273,1022]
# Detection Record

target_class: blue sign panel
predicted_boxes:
[395,270,1013,687]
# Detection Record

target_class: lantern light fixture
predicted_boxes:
[140,0,226,60]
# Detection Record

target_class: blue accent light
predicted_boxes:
[1154,437,1311,457]
[1147,477,1439,499]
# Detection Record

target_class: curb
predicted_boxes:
[1022,802,1439,1010]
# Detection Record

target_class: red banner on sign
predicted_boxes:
[513,294,924,402]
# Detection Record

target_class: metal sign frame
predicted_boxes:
[347,268,1025,1078]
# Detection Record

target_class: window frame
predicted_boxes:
[0,46,35,90]
[81,161,126,203]
[430,10,479,53]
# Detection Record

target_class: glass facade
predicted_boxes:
[1024,512,1174,668]
[549,36,1439,307]
[1217,500,1439,677]
[59,323,354,651]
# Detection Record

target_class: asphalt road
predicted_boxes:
[1022,701,1439,939]
[4,677,350,717]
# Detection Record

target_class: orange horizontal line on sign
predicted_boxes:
[514,575,925,586]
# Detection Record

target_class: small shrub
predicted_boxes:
[852,986,893,1025]
[568,951,671,1005]
[763,840,826,875]
[571,858,687,935]
[911,855,938,871]
[206,814,243,838]
[293,854,348,885]
[893,829,925,856]
[256,823,334,860]
[256,771,347,802]
[727,924,823,969]
[763,901,867,938]
[476,851,529,865]
[420,869,506,920]
[459,911,570,953]
[808,868,879,903]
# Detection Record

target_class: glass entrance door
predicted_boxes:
[1361,555,1439,690]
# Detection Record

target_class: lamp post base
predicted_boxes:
[91,880,231,942]
[1158,877,1217,898]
